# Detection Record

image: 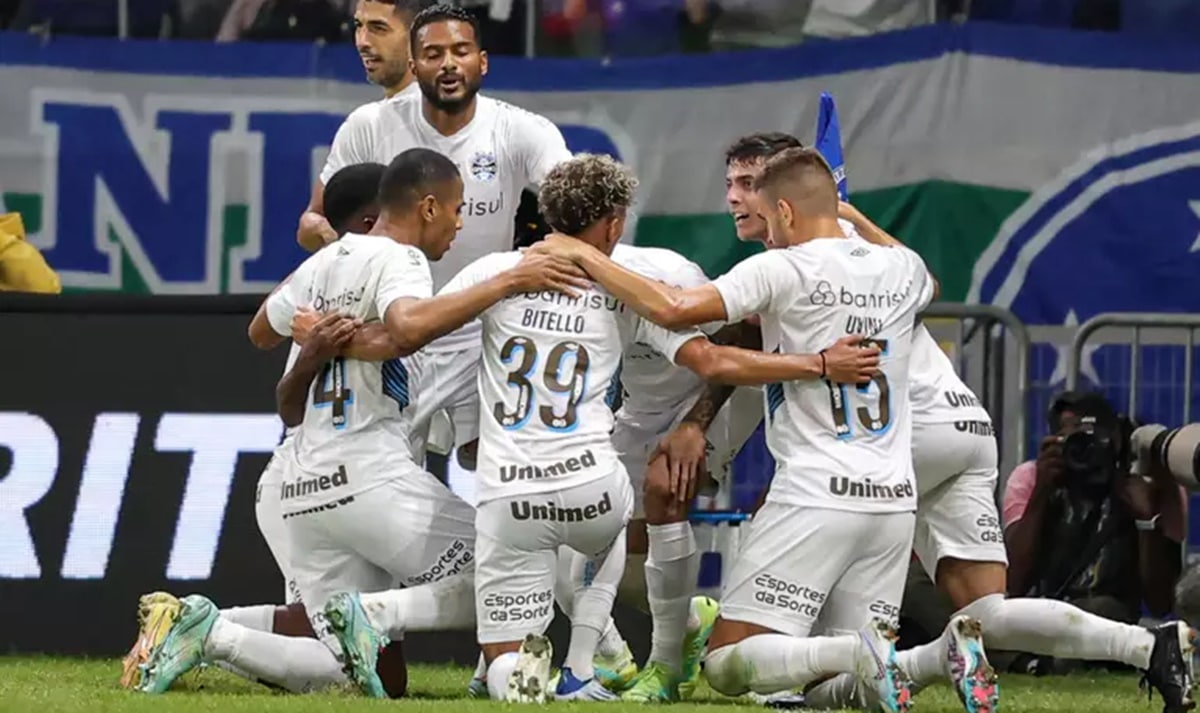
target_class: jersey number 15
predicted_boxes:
[827,338,891,439]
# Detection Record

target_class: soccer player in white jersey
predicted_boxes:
[135,150,585,698]
[297,0,427,250]
[535,148,942,711]
[805,204,1197,713]
[443,154,882,704]
[118,162,395,692]
[310,3,572,466]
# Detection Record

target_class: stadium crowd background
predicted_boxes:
[4,0,1200,684]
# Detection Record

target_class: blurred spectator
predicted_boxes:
[1002,391,1184,673]
[218,0,347,41]
[453,0,527,55]
[0,214,61,294]
[704,0,811,49]
[12,0,181,37]
[177,0,235,38]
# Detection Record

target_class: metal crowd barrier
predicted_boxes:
[1067,312,1200,423]
[689,303,1032,591]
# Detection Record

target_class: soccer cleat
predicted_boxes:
[944,615,999,713]
[556,666,620,701]
[137,594,218,694]
[506,634,554,703]
[466,676,489,699]
[679,595,720,699]
[120,592,182,689]
[594,642,639,692]
[324,592,390,698]
[854,618,913,713]
[622,662,680,703]
[1139,620,1197,713]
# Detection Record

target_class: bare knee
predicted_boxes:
[936,557,1007,611]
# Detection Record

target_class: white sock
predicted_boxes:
[894,634,948,688]
[472,652,487,681]
[486,652,520,700]
[219,605,275,633]
[564,532,626,680]
[802,673,863,710]
[358,573,476,638]
[203,617,346,693]
[645,521,699,674]
[554,545,629,660]
[704,634,862,696]
[619,552,649,613]
[963,593,1156,669]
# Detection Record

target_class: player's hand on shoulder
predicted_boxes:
[291,306,320,344]
[298,312,359,366]
[821,335,881,385]
[527,232,588,262]
[509,250,591,297]
[652,422,709,503]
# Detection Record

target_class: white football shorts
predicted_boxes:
[255,439,301,604]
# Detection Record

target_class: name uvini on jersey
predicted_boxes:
[908,324,991,426]
[712,236,934,514]
[320,93,571,354]
[609,244,716,432]
[265,233,431,512]
[439,250,703,506]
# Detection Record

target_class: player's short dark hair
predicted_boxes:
[754,147,834,192]
[538,154,638,235]
[725,132,804,167]
[379,148,461,212]
[324,162,386,234]
[361,0,434,20]
[410,3,482,51]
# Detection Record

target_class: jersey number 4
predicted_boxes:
[827,338,891,439]
[312,357,354,430]
[494,336,590,431]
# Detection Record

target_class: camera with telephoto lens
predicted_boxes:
[1130,423,1200,489]
[1059,415,1128,489]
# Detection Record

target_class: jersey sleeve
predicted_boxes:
[438,253,513,296]
[635,318,704,365]
[908,249,936,311]
[508,108,572,187]
[376,244,434,316]
[265,259,315,336]
[711,252,795,323]
[319,104,376,185]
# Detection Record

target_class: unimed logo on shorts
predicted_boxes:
[827,477,915,501]
[482,589,554,623]
[281,464,349,500]
[753,573,826,619]
[509,491,612,522]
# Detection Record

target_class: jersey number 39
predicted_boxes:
[494,336,590,431]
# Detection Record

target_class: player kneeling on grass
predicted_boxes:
[131,149,586,698]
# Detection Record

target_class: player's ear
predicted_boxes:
[479,50,489,77]
[778,199,794,230]
[419,194,438,223]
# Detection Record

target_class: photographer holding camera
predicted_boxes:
[1003,391,1187,669]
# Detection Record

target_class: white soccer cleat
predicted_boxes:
[944,615,999,713]
[506,634,555,703]
[854,618,913,713]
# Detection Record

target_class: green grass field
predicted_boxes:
[0,658,1166,713]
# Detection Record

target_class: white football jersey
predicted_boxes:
[609,244,715,432]
[909,324,991,426]
[713,236,934,514]
[439,251,703,505]
[265,233,433,512]
[320,93,571,353]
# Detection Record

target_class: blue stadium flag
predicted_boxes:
[815,92,849,200]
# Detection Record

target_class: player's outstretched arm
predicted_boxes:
[838,201,941,301]
[291,308,401,361]
[384,252,590,356]
[673,335,881,386]
[276,314,357,427]
[532,235,726,330]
